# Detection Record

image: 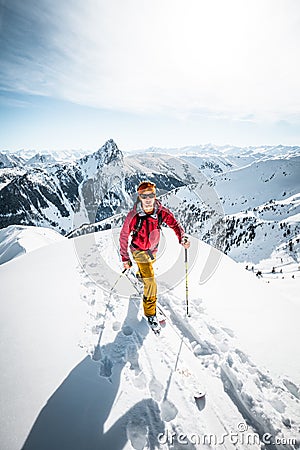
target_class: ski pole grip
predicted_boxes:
[182,236,189,263]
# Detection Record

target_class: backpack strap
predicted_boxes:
[132,215,145,238]
[157,211,163,229]
[132,211,163,238]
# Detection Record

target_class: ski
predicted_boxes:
[149,325,161,336]
[147,315,162,335]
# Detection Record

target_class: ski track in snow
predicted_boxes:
[77,240,300,450]
[159,291,300,449]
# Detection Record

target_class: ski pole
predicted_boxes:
[110,267,128,294]
[92,267,128,361]
[183,237,189,316]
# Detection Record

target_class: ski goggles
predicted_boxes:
[139,193,156,199]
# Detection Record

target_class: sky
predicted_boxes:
[0,0,300,153]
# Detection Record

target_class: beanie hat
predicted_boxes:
[137,181,156,194]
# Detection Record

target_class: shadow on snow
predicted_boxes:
[22,297,165,450]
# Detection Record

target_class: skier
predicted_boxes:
[119,181,190,332]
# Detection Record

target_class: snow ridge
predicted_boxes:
[0,226,299,449]
[0,224,64,265]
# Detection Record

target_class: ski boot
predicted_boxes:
[147,315,161,335]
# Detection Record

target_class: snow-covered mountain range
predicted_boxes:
[0,141,299,449]
[0,140,187,234]
[1,140,299,273]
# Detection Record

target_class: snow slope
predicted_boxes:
[213,156,300,215]
[224,192,300,265]
[210,156,300,270]
[0,225,64,265]
[0,228,299,450]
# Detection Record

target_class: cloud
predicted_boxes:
[1,0,300,122]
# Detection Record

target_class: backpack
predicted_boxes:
[132,211,163,239]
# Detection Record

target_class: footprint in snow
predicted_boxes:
[99,356,113,379]
[222,327,235,338]
[160,399,178,422]
[88,262,98,268]
[269,397,286,414]
[133,372,147,390]
[122,325,133,336]
[208,325,227,343]
[149,377,164,402]
[126,343,141,373]
[112,321,121,331]
[283,379,300,400]
[235,348,249,364]
[192,340,219,356]
[83,281,96,289]
[218,339,230,352]
[91,324,103,335]
[126,421,148,450]
[207,324,218,335]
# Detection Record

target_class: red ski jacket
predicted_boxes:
[119,200,185,262]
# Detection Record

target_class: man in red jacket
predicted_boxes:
[119,180,190,330]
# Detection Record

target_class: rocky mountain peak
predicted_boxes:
[26,153,57,166]
[95,139,123,164]
[0,152,24,169]
[78,139,123,172]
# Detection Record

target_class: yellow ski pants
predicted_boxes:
[132,250,157,317]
